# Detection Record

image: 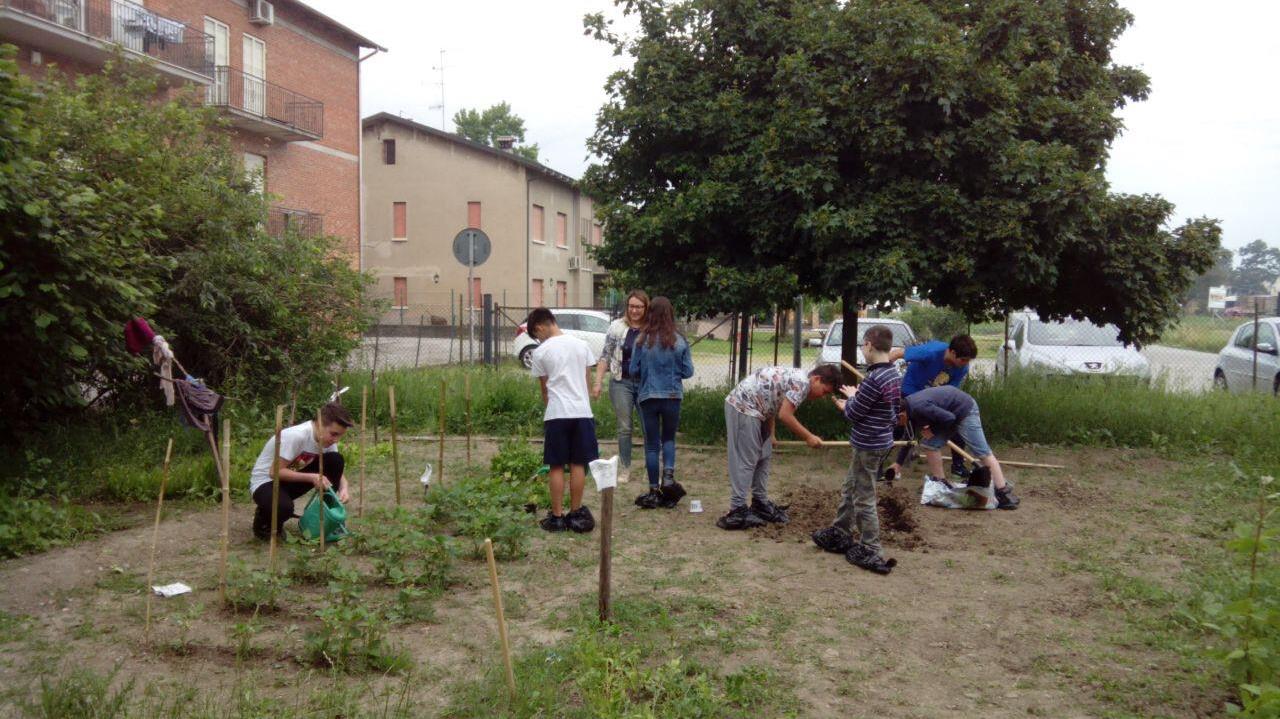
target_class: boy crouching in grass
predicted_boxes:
[527,308,599,533]
[812,325,901,574]
[249,402,352,541]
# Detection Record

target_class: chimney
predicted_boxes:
[496,135,516,151]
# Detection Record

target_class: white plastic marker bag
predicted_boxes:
[152,582,192,598]
[589,455,619,492]
[420,463,433,489]
[920,476,996,510]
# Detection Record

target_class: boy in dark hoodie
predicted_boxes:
[903,385,1019,510]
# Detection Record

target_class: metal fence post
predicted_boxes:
[482,294,493,366]
[792,296,803,368]
[737,313,751,381]
[1002,313,1010,380]
[414,314,424,369]
[371,323,380,444]
[1253,300,1260,391]
[727,314,738,386]
[773,305,780,366]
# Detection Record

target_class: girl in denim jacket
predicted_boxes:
[628,297,695,508]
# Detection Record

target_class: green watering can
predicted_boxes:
[299,488,349,543]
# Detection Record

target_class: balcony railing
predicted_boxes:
[0,0,212,81]
[268,206,323,238]
[208,65,323,141]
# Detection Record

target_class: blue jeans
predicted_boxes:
[920,410,993,458]
[639,398,681,487]
[608,378,639,468]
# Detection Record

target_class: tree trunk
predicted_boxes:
[840,290,859,385]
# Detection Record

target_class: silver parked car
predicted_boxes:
[513,308,612,368]
[996,313,1151,379]
[818,318,917,367]
[1213,317,1280,395]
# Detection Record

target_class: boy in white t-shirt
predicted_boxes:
[249,402,353,540]
[527,308,599,533]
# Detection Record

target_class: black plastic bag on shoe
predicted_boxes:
[966,465,992,488]
[567,506,595,533]
[635,490,661,509]
[657,481,686,508]
[845,542,895,574]
[811,525,853,554]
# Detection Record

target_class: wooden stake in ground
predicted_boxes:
[219,418,231,604]
[389,385,401,506]
[598,485,614,622]
[268,405,284,572]
[484,538,517,700]
[438,378,446,487]
[289,393,297,425]
[359,385,367,518]
[144,437,173,647]
[317,417,326,553]
[465,373,472,466]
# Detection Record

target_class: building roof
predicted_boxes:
[363,112,578,187]
[287,1,387,52]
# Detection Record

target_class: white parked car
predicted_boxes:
[513,309,612,368]
[1213,317,1279,395]
[996,313,1150,379]
[818,318,918,367]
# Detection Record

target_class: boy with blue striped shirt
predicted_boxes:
[812,325,902,574]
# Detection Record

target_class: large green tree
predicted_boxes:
[453,102,540,161]
[0,50,372,422]
[1232,239,1280,296]
[583,0,1220,369]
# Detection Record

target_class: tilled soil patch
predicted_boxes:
[753,482,925,550]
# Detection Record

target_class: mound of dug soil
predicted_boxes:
[754,483,925,550]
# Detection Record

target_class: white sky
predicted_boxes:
[307,0,1278,253]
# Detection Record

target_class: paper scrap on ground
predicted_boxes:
[689,499,703,513]
[152,583,192,598]
[589,455,619,491]
[920,476,996,510]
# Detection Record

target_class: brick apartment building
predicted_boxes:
[0,0,383,256]
[362,112,610,322]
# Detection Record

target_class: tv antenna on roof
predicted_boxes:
[428,49,447,132]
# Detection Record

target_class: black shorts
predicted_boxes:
[543,418,599,467]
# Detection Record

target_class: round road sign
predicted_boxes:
[452,228,492,267]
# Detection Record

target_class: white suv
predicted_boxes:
[514,309,612,368]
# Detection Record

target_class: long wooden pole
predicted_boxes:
[438,378,446,487]
[484,538,517,700]
[359,386,367,518]
[598,487,614,621]
[317,412,326,553]
[219,418,231,604]
[144,437,173,646]
[465,373,472,466]
[268,405,284,572]
[389,385,401,506]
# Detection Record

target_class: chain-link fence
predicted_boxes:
[347,295,1279,396]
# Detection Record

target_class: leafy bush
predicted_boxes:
[224,559,290,613]
[354,508,457,589]
[895,305,970,342]
[304,569,412,674]
[0,498,109,559]
[1197,473,1280,716]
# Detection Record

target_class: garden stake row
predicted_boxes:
[390,385,401,506]
[268,404,284,572]
[438,378,446,486]
[219,418,231,604]
[484,538,517,700]
[144,437,173,647]
[599,484,614,622]
[317,411,326,554]
[465,373,472,465]
[359,385,367,518]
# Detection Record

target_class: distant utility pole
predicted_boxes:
[429,49,447,132]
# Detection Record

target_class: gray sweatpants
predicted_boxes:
[725,401,771,509]
[834,447,891,559]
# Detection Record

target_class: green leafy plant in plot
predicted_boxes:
[303,566,412,674]
[224,558,290,614]
[353,507,457,589]
[1197,472,1280,716]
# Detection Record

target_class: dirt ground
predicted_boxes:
[0,440,1233,718]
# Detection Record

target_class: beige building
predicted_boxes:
[362,112,607,320]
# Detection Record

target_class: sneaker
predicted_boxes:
[566,506,596,533]
[750,498,789,524]
[845,542,895,575]
[811,525,853,554]
[634,489,661,509]
[657,470,686,508]
[618,467,630,484]
[716,505,767,530]
[539,512,568,532]
[951,462,971,480]
[995,485,1020,510]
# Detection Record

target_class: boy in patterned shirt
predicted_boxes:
[812,325,902,574]
[717,364,842,530]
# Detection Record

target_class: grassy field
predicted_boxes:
[0,437,1261,717]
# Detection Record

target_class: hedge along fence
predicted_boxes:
[340,367,1280,472]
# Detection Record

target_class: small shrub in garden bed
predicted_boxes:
[224,559,290,613]
[304,569,412,674]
